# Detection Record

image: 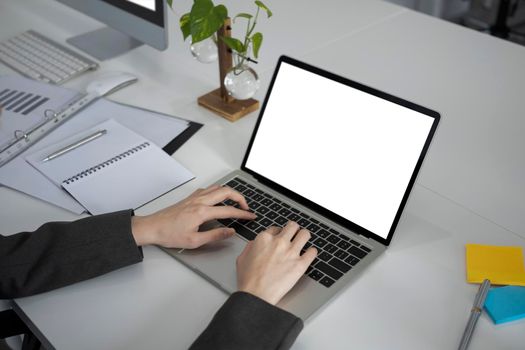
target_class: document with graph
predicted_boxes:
[0,75,197,214]
[0,75,79,150]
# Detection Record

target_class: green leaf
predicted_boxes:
[221,36,245,54]
[214,5,228,24]
[251,32,263,58]
[254,1,272,18]
[189,1,228,44]
[167,0,173,8]
[190,0,214,21]
[234,13,253,22]
[179,13,191,41]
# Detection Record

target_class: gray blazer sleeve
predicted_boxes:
[1,211,303,349]
[190,291,303,350]
[0,210,143,299]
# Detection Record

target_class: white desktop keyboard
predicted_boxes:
[0,30,99,84]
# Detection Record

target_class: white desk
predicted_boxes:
[1,1,524,349]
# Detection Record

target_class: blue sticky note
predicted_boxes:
[484,286,525,324]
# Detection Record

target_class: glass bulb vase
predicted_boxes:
[224,63,260,100]
[196,18,260,122]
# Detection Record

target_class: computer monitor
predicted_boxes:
[57,0,168,60]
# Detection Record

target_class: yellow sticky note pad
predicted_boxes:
[466,244,525,286]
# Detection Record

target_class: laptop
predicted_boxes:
[162,55,440,320]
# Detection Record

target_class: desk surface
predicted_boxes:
[1,0,524,349]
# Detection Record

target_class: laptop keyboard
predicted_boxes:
[217,177,372,288]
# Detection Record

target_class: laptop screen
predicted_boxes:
[243,58,439,244]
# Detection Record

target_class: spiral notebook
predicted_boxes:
[25,119,194,215]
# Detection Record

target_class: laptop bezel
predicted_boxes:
[241,55,440,246]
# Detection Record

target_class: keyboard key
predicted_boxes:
[246,221,261,231]
[310,218,319,224]
[270,203,282,211]
[248,201,261,210]
[287,213,300,221]
[307,223,320,233]
[225,179,239,188]
[318,251,332,262]
[217,218,234,227]
[235,184,247,192]
[281,203,290,208]
[328,257,352,273]
[230,222,256,241]
[258,206,270,215]
[329,228,340,235]
[345,255,360,266]
[361,246,372,253]
[314,238,327,248]
[325,244,337,254]
[298,218,310,227]
[315,261,343,280]
[258,218,273,228]
[244,189,255,197]
[349,239,360,247]
[299,212,310,218]
[308,270,324,281]
[319,276,335,288]
[266,211,278,220]
[338,234,350,241]
[261,198,272,206]
[255,226,266,233]
[237,218,251,225]
[291,207,300,213]
[275,216,288,226]
[337,240,351,250]
[348,246,368,259]
[327,235,341,244]
[253,194,264,202]
[273,198,282,204]
[334,249,349,260]
[246,183,256,189]
[236,178,247,184]
[317,229,330,238]
[320,223,329,229]
[278,208,291,216]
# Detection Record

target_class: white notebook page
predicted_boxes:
[26,119,194,214]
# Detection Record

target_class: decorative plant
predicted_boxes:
[166,0,273,121]
[168,0,272,66]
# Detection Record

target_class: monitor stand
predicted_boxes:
[67,27,143,61]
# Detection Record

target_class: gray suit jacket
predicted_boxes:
[0,210,302,349]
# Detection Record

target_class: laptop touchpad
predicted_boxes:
[173,221,247,294]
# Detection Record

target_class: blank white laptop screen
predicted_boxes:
[245,62,434,239]
[126,0,155,10]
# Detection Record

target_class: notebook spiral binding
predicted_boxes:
[63,142,150,185]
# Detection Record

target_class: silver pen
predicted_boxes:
[458,279,491,350]
[42,129,107,162]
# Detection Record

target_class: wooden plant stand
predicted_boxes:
[197,18,259,122]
